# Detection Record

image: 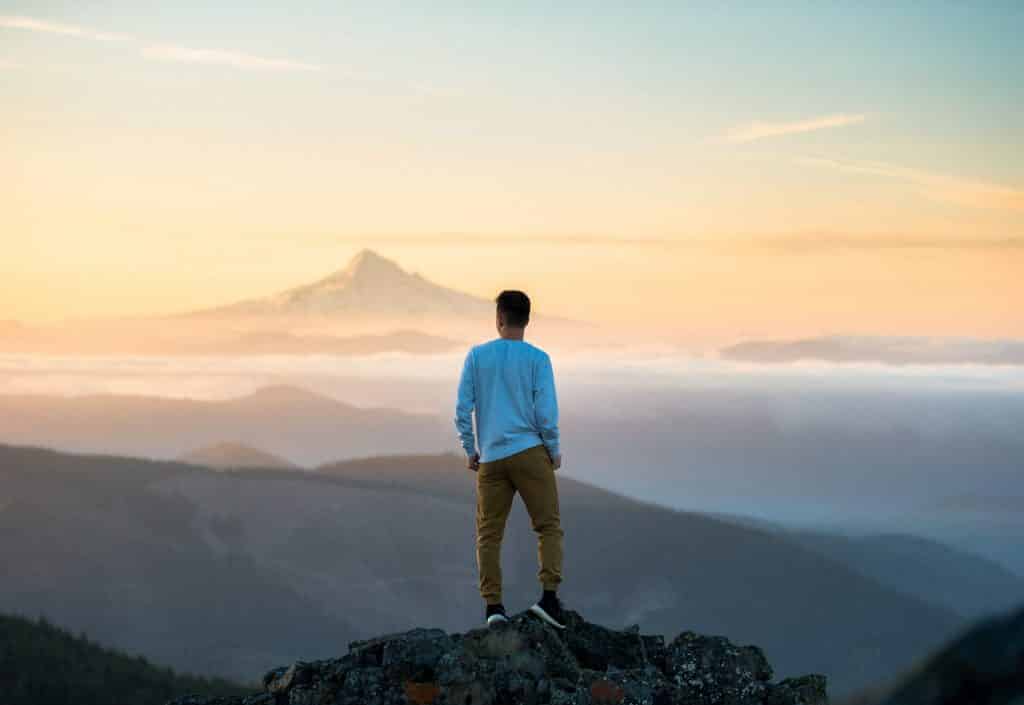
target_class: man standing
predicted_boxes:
[455,290,566,629]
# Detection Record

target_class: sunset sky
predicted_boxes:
[3,2,1022,340]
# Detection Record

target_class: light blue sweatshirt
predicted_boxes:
[455,338,560,463]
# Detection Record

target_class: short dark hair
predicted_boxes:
[495,290,531,327]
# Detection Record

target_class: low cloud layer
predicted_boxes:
[721,335,1024,366]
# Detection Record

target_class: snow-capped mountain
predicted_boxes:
[191,249,490,319]
[4,250,598,355]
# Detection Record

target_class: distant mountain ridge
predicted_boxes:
[181,328,462,355]
[0,386,449,466]
[180,442,300,471]
[787,531,1024,619]
[0,320,27,332]
[0,322,462,356]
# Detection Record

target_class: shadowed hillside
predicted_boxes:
[788,531,1024,619]
[0,613,247,705]
[0,445,358,680]
[849,604,1024,705]
[0,444,965,696]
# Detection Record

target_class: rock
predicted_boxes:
[166,610,827,705]
[167,697,272,705]
[263,662,313,694]
[665,631,774,705]
[563,612,668,673]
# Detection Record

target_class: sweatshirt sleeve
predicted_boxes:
[454,349,478,457]
[533,352,561,459]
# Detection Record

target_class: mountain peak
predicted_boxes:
[328,249,408,283]
[348,248,390,268]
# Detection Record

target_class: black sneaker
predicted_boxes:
[529,591,566,629]
[485,603,509,627]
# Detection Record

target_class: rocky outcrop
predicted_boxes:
[167,611,827,705]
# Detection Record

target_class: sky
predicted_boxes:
[2,2,1023,339]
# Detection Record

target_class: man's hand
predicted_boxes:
[467,453,480,472]
[548,450,562,471]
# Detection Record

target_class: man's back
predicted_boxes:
[455,338,560,464]
[456,289,567,629]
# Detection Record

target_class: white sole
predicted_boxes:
[529,604,566,629]
[486,614,509,627]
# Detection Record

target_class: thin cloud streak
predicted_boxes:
[1,15,322,73]
[141,44,322,72]
[321,234,676,247]
[747,234,1024,253]
[0,15,132,42]
[723,113,866,144]
[314,233,1024,251]
[800,157,1024,212]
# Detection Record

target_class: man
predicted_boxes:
[455,290,566,629]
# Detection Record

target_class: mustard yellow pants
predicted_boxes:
[476,443,564,605]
